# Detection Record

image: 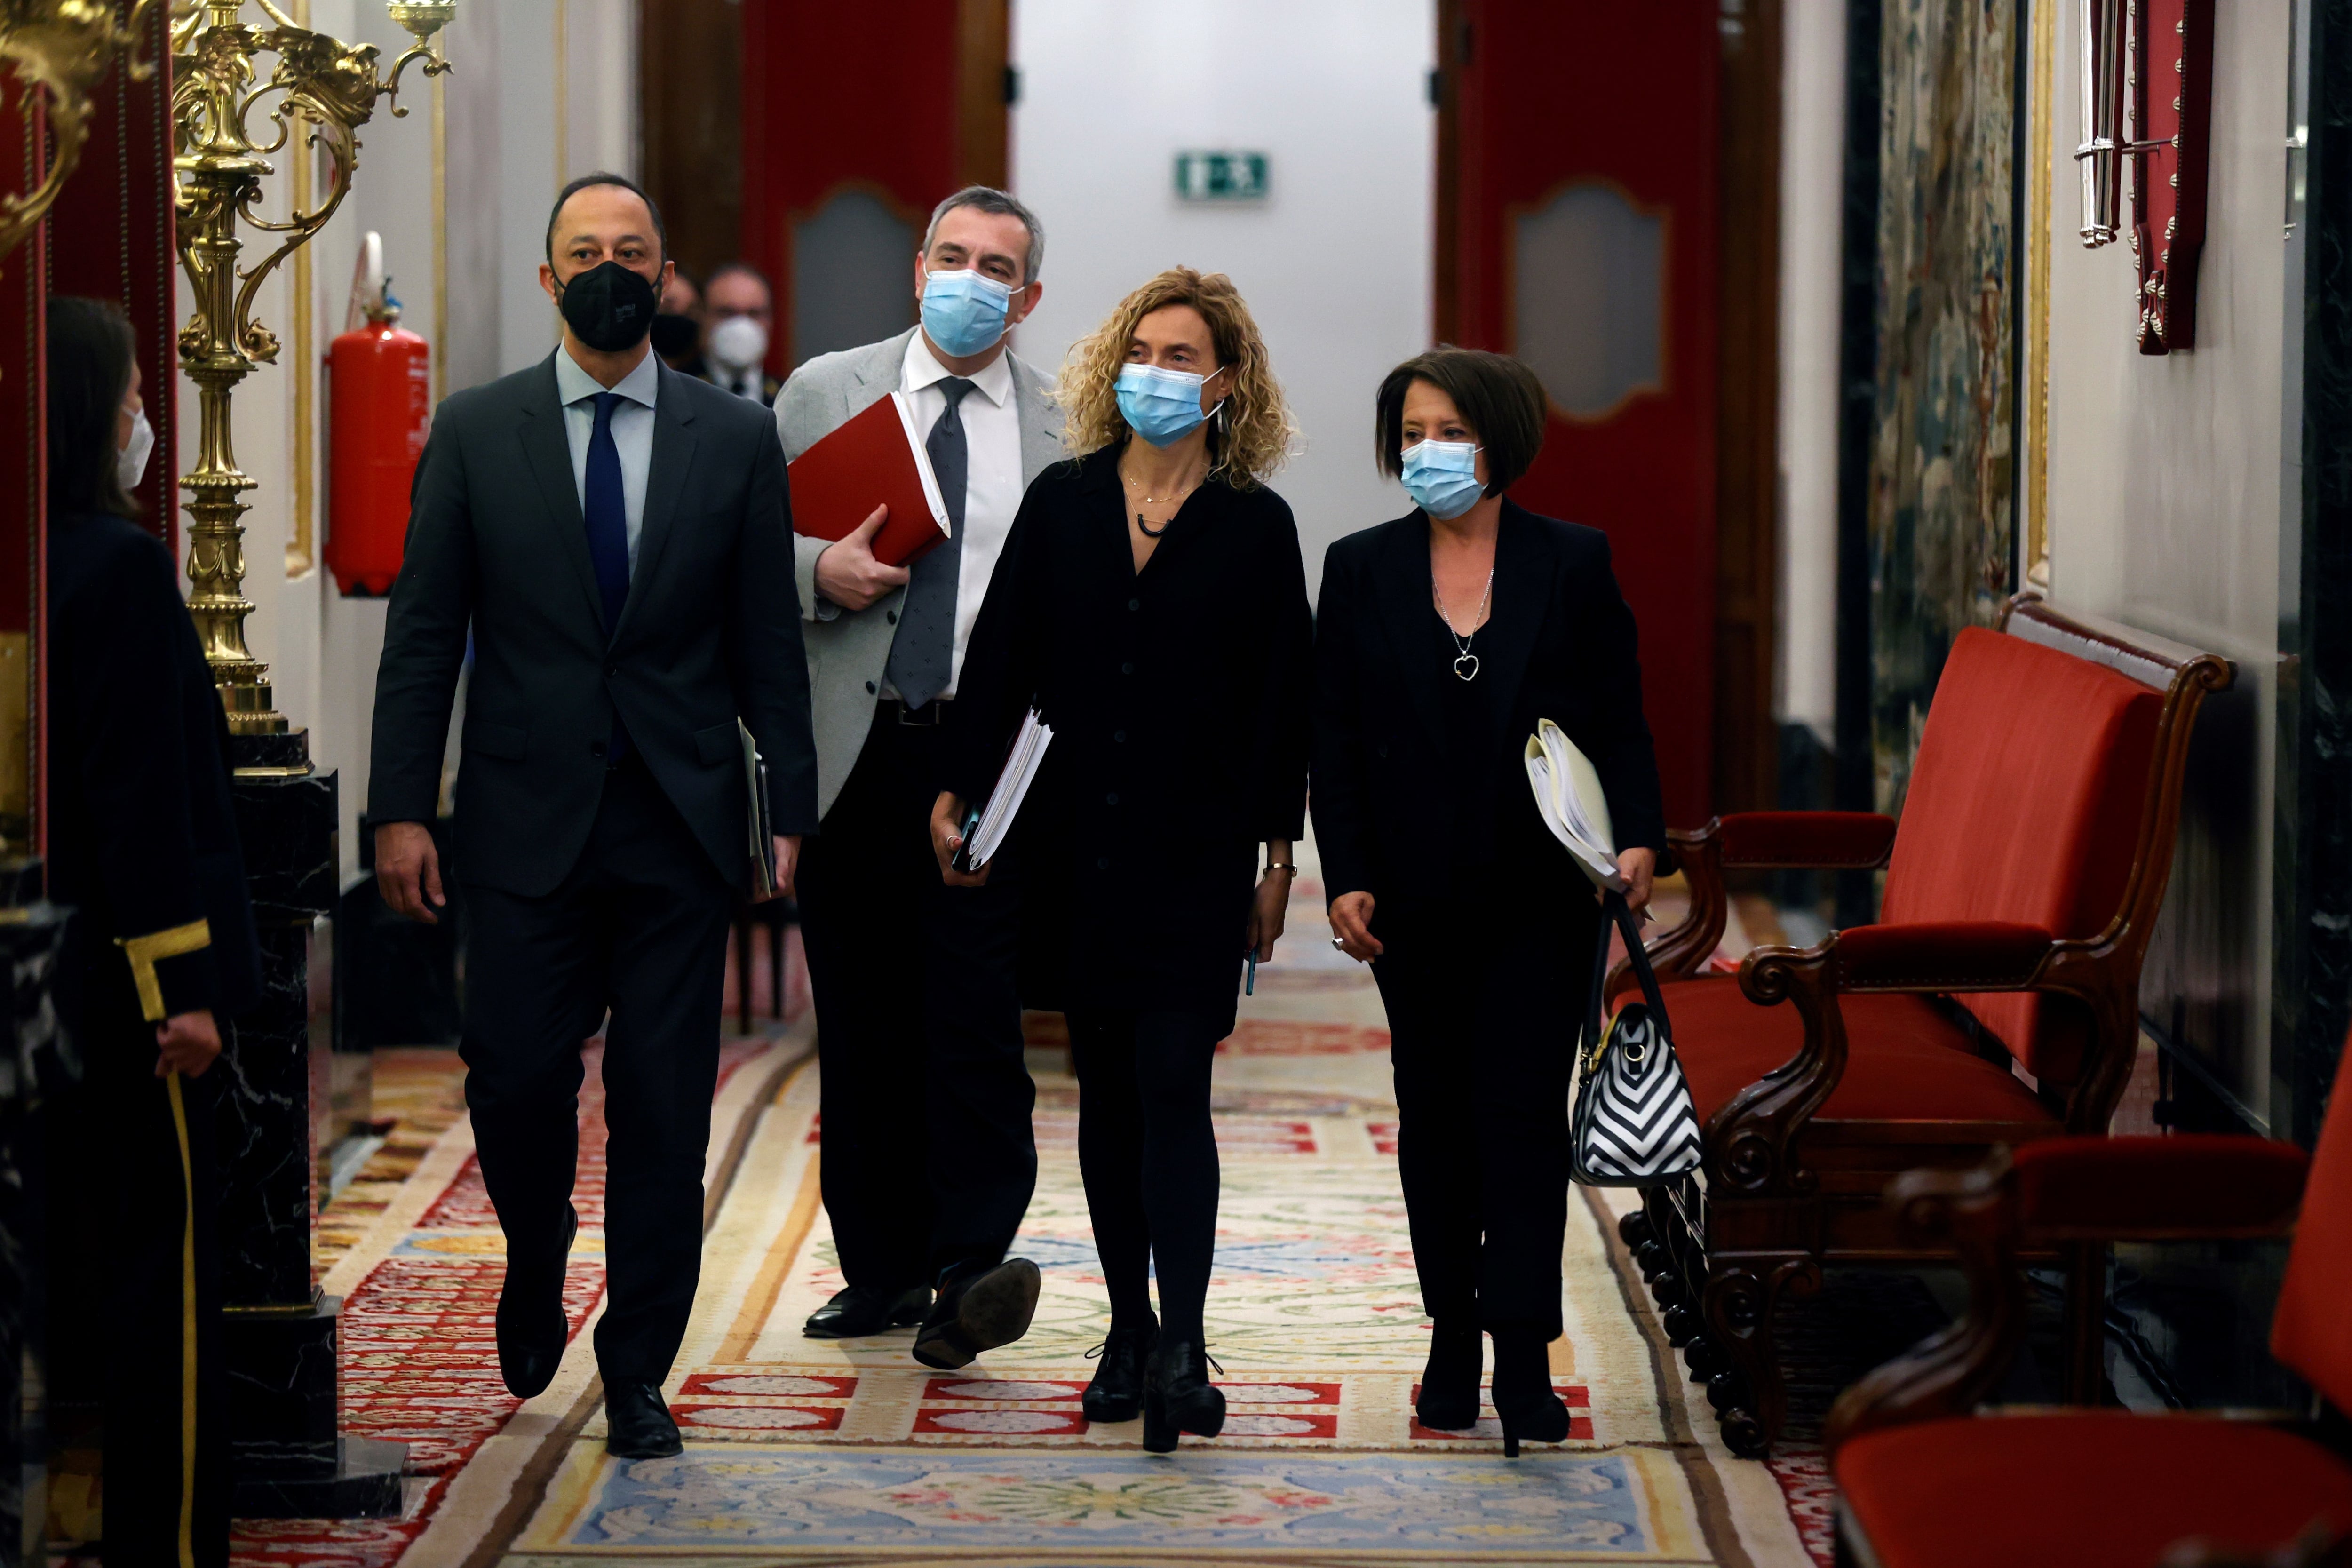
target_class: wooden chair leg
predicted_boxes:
[1700,1251,1819,1458]
[2063,1238,2108,1404]
[769,918,786,1020]
[734,915,753,1035]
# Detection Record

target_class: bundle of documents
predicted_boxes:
[954,708,1054,873]
[785,390,954,565]
[1525,717,1624,892]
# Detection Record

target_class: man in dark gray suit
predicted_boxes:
[773,186,1062,1367]
[370,172,816,1459]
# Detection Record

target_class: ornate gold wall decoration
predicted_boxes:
[169,0,454,752]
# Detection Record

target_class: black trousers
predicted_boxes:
[460,752,734,1384]
[48,965,229,1568]
[1066,1008,1224,1341]
[797,706,1032,1289]
[1372,894,1590,1337]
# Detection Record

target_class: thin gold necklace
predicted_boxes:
[1123,463,1205,538]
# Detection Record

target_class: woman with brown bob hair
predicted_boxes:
[1310,346,1664,1456]
[935,267,1312,1452]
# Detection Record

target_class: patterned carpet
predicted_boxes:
[217,855,1834,1567]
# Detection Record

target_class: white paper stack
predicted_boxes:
[1525,717,1624,892]
[958,708,1054,872]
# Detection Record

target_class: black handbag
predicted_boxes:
[1570,890,1703,1186]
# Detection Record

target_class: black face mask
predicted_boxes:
[557,260,659,352]
[649,310,699,360]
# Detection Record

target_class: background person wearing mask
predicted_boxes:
[369,171,817,1461]
[1310,347,1664,1457]
[700,261,780,403]
[771,185,1060,1366]
[652,265,705,374]
[934,267,1311,1453]
[44,295,262,1566]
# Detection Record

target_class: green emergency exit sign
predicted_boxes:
[1174,151,1269,202]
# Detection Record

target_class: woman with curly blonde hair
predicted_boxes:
[933,267,1312,1452]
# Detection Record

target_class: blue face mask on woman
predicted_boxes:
[921,268,1014,358]
[1116,362,1224,447]
[1400,438,1486,520]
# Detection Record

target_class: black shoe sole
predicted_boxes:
[913,1260,1041,1369]
[606,1429,684,1459]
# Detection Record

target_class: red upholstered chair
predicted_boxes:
[1614,593,2233,1456]
[1819,1028,2352,1568]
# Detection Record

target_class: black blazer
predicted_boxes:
[48,512,262,1028]
[1311,498,1665,909]
[369,352,818,897]
[945,446,1312,1017]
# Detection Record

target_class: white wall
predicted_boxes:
[1776,0,1846,742]
[2043,0,2295,1123]
[1010,0,1436,594]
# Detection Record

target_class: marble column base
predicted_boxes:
[230,1436,404,1520]
[0,884,67,1568]
[223,1298,405,1520]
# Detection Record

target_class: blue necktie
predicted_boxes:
[585,391,631,761]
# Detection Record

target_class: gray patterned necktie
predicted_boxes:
[884,376,975,708]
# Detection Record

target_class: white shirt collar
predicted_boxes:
[556,342,661,410]
[903,330,1013,407]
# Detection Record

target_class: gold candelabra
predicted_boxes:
[0,1,163,264]
[171,0,453,758]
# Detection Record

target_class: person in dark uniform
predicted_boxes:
[935,267,1311,1453]
[44,295,262,1567]
[1311,348,1664,1456]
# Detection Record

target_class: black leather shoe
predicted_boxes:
[496,1207,578,1399]
[912,1258,1043,1370]
[605,1380,683,1459]
[1081,1318,1160,1424]
[803,1284,932,1339]
[1141,1337,1225,1453]
[1416,1320,1482,1431]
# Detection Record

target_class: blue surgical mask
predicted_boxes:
[1400,438,1486,520]
[1116,362,1224,447]
[921,267,1014,358]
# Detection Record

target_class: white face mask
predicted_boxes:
[117,407,154,491]
[709,314,769,373]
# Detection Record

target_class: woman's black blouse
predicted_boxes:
[944,445,1313,1023]
[1310,499,1666,915]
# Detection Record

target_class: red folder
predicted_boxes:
[786,391,952,566]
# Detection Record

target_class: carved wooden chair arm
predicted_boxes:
[1615,812,1899,999]
[1823,1138,2309,1457]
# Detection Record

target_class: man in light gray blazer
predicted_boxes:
[773,186,1064,1369]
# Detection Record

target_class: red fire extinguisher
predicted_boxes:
[326,234,431,596]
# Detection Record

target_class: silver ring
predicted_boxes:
[1331,936,1345,950]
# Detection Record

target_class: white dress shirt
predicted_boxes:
[896,333,1022,700]
[554,342,659,573]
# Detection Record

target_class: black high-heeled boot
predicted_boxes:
[1082,1318,1160,1424]
[1415,1320,1482,1430]
[1490,1328,1570,1457]
[1140,1337,1225,1453]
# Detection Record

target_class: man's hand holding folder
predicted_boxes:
[812,505,908,613]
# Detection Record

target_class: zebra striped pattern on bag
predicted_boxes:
[1573,1003,1703,1183]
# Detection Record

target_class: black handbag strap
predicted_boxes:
[1578,886,1675,1082]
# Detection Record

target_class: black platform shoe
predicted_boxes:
[1491,1329,1571,1458]
[1415,1320,1482,1431]
[1082,1318,1160,1424]
[1141,1338,1225,1454]
[496,1206,578,1399]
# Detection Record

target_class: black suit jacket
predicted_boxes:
[48,512,262,1028]
[369,351,818,897]
[1311,498,1666,909]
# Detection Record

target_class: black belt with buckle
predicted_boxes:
[890,697,949,727]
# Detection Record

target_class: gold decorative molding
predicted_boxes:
[169,0,456,743]
[286,0,312,578]
[2025,0,2055,589]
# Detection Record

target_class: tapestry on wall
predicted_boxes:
[1868,0,2018,812]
